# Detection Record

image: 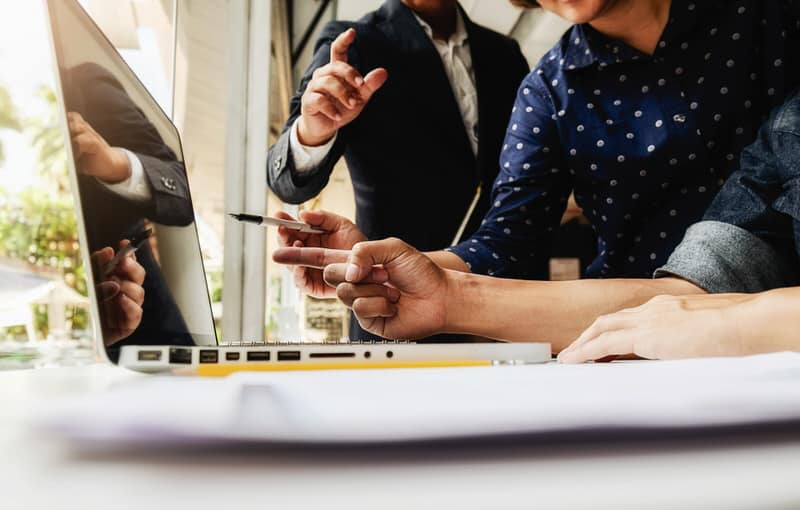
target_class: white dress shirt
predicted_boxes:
[99,148,152,202]
[289,8,479,174]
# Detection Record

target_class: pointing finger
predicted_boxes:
[330,28,356,63]
[272,246,350,268]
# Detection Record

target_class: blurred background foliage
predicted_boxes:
[0,85,22,163]
[0,82,88,339]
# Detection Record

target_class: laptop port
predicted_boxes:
[199,350,218,364]
[277,350,301,361]
[169,348,193,365]
[137,350,162,362]
[247,351,270,362]
[309,352,356,359]
[225,352,240,361]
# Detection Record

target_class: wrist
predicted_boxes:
[108,148,132,184]
[296,116,335,147]
[442,270,482,335]
[733,290,797,355]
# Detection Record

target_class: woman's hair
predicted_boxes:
[509,0,540,8]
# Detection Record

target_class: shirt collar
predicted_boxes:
[561,24,603,71]
[562,0,710,72]
[413,8,468,47]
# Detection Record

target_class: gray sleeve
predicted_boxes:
[266,129,339,204]
[654,220,799,293]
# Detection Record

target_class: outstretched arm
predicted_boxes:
[276,239,703,351]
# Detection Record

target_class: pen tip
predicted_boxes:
[228,213,238,219]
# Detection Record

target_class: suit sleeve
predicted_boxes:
[266,22,355,204]
[83,66,194,226]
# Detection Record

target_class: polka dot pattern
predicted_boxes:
[450,0,800,280]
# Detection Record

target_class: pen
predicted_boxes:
[102,228,152,276]
[228,212,329,234]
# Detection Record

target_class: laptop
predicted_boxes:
[44,0,551,372]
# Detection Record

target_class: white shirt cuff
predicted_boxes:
[98,148,152,203]
[288,118,337,175]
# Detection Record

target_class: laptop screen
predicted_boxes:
[47,0,217,361]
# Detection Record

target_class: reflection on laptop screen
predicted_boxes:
[47,0,216,361]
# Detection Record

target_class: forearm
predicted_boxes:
[443,272,705,351]
[733,287,800,355]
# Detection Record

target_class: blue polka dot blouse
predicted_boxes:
[450,0,800,279]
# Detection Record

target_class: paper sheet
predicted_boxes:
[37,353,800,445]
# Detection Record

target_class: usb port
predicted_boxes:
[199,350,218,364]
[246,351,270,362]
[225,352,240,361]
[277,351,301,361]
[137,350,162,362]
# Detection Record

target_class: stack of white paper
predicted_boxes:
[38,353,800,445]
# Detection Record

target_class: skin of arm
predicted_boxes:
[68,111,131,183]
[286,238,705,352]
[444,270,703,350]
[559,287,800,362]
[737,287,800,354]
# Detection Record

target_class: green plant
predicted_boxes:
[0,83,88,338]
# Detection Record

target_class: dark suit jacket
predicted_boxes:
[267,0,529,341]
[63,63,196,357]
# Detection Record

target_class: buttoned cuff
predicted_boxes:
[654,221,798,293]
[288,119,337,175]
[98,149,152,203]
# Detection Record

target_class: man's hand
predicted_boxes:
[297,28,388,147]
[324,238,451,340]
[68,112,131,183]
[92,240,146,345]
[273,210,367,298]
[558,293,753,363]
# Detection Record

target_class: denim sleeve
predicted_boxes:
[700,91,800,252]
[448,74,571,279]
[654,221,799,293]
[659,91,800,293]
